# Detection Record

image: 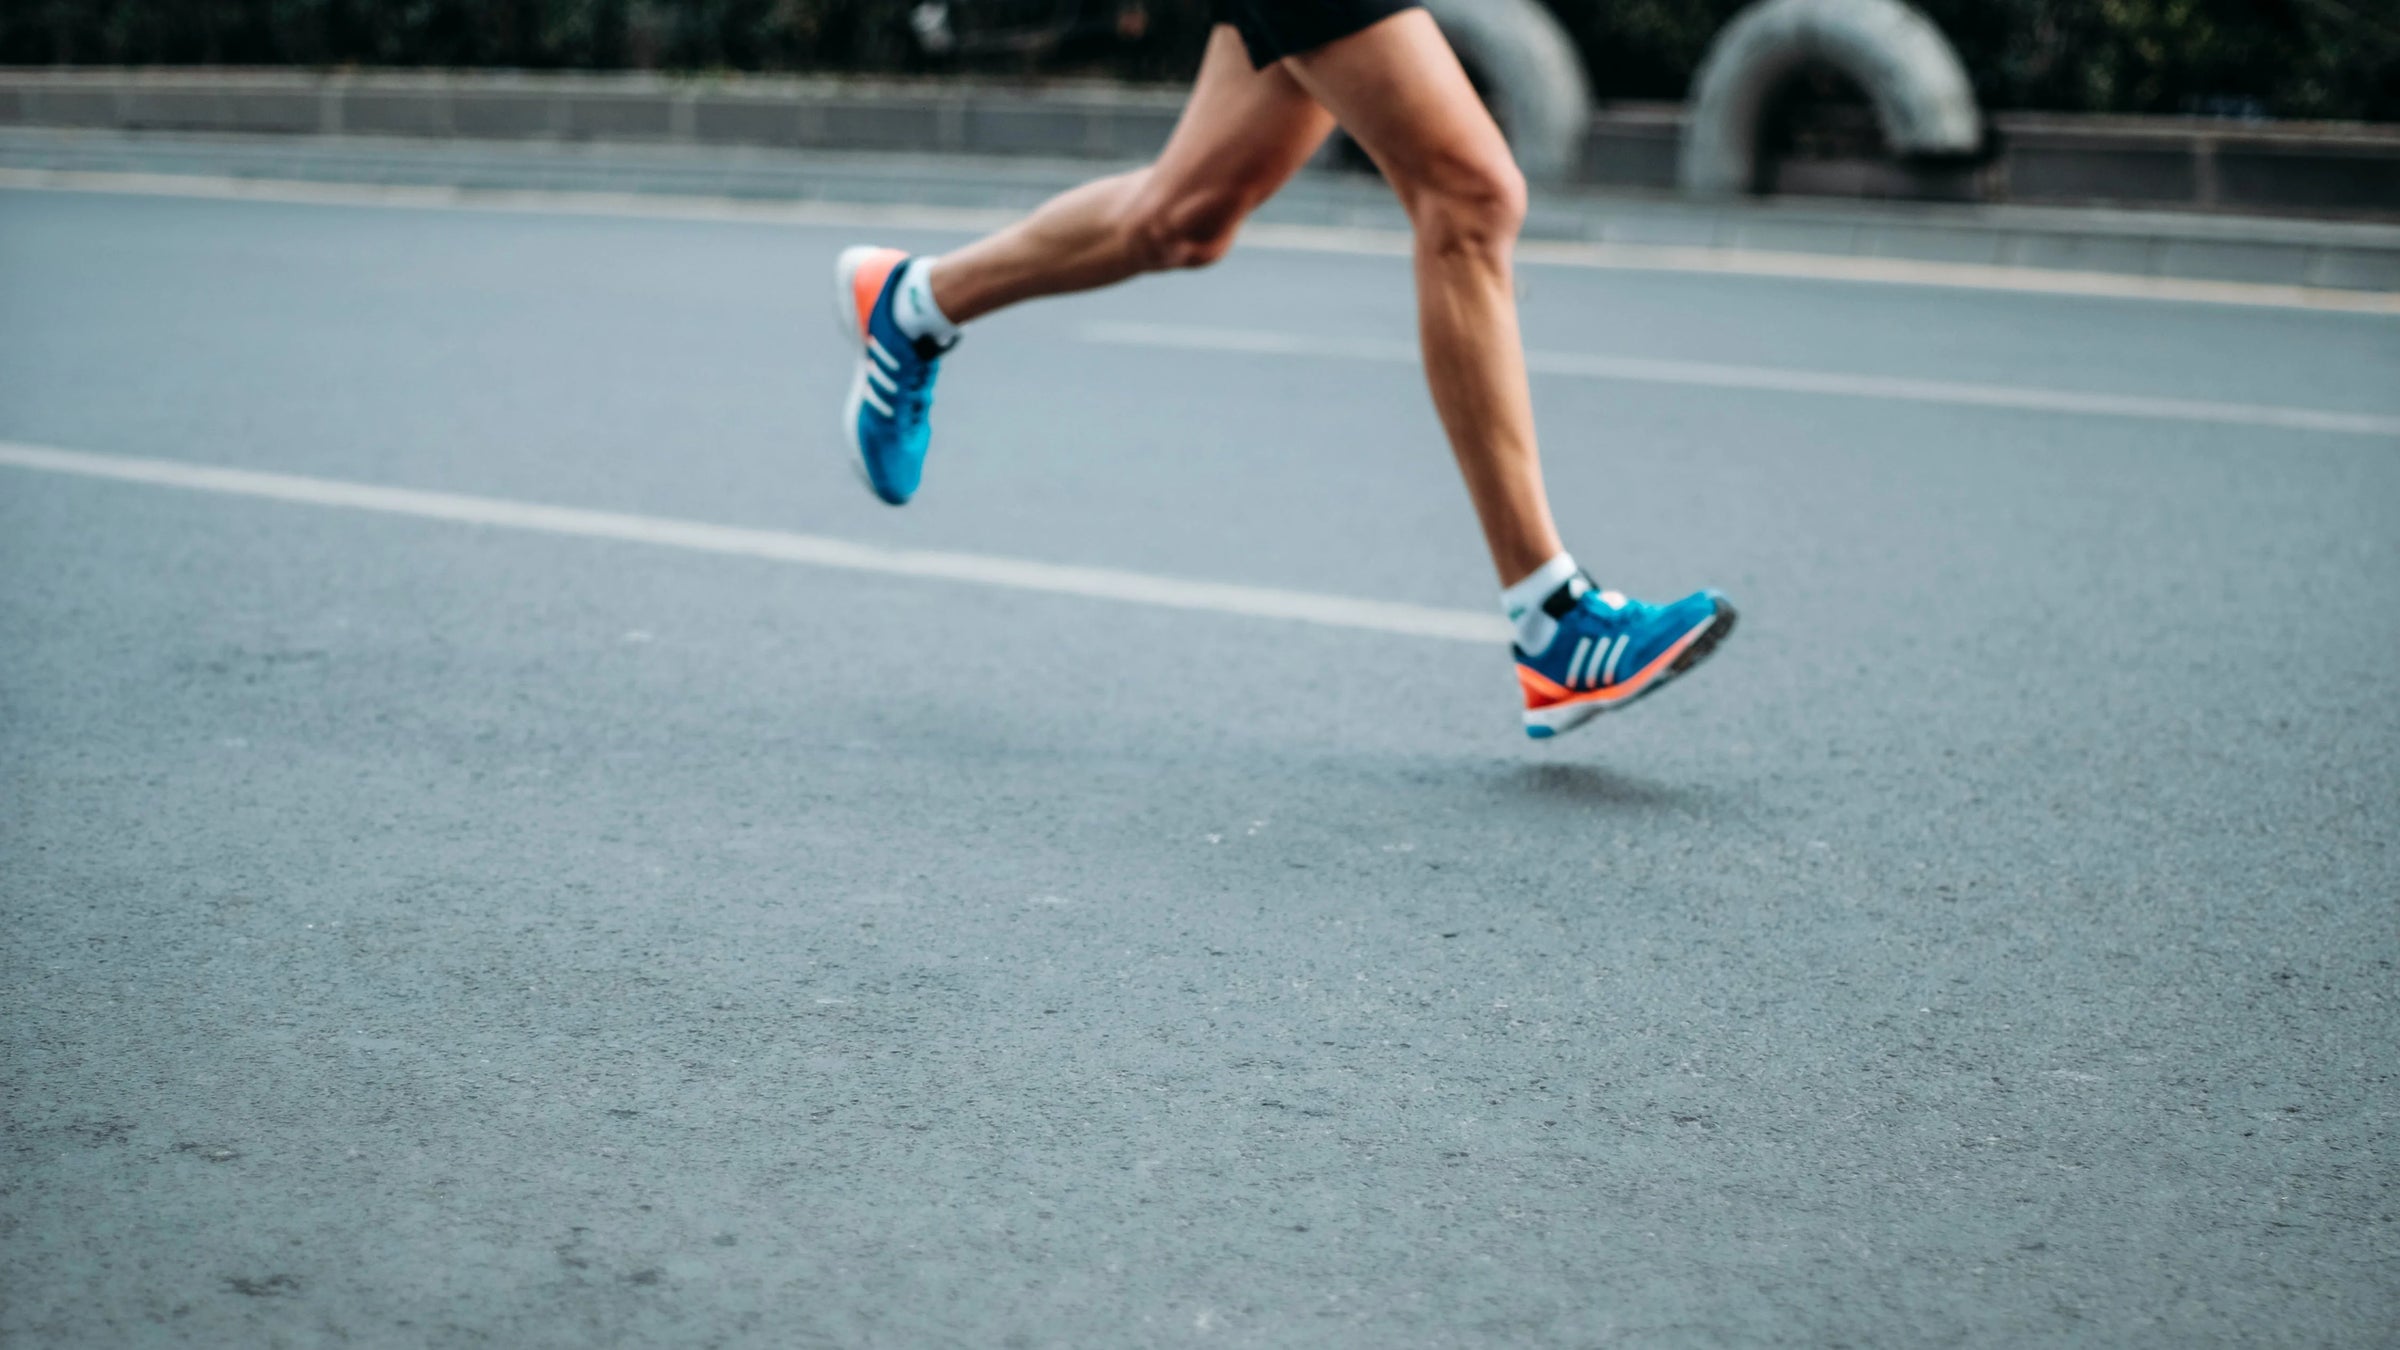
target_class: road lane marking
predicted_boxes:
[2,167,2395,316]
[1081,321,2400,439]
[0,441,1509,645]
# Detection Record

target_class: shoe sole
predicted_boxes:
[1522,598,1739,739]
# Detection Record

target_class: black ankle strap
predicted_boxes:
[1540,571,1595,619]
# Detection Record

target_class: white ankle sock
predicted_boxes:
[1501,552,1583,654]
[889,257,960,347]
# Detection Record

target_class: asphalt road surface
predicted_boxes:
[2,185,2395,1348]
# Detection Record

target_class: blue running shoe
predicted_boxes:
[1516,577,1737,739]
[833,246,951,505]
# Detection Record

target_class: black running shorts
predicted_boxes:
[1209,0,1423,68]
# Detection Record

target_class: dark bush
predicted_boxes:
[1544,0,2398,121]
[0,1,927,71]
[1,0,2392,120]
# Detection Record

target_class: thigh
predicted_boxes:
[1277,8,1511,206]
[1148,25,1338,207]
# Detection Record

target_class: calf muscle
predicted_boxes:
[927,27,1331,326]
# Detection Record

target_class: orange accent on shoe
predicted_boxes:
[850,248,908,336]
[1517,623,1711,711]
[1517,665,1571,705]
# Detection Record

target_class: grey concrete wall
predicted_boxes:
[1,68,2395,220]
[1593,100,2400,220]
[0,69,1191,163]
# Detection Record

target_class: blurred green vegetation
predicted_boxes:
[3,0,2393,120]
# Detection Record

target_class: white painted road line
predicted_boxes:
[0,441,1510,645]
[3,168,2395,316]
[1081,321,2400,439]
[1247,224,2400,318]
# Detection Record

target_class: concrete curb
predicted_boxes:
[3,126,2392,294]
[4,67,2398,222]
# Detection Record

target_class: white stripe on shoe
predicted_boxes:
[866,335,902,371]
[1566,635,1595,689]
[1601,633,1629,687]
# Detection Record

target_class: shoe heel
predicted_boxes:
[832,246,874,342]
[835,243,907,343]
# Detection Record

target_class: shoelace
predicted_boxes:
[1578,588,1636,622]
[891,364,935,427]
[888,342,947,427]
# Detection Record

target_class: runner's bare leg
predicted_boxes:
[927,28,1335,324]
[923,13,1563,588]
[1282,10,1563,585]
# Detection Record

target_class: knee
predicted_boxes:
[1412,153,1527,259]
[1122,177,1250,272]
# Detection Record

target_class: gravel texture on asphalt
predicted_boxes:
[2,188,2395,1348]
